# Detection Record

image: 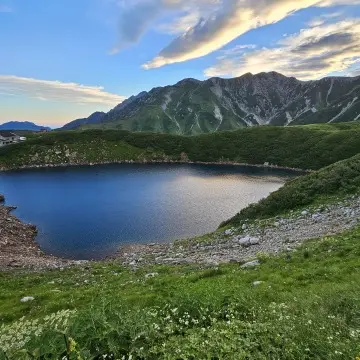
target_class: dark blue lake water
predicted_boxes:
[0,164,296,260]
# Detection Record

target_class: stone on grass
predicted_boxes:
[145,272,159,279]
[252,281,264,287]
[20,296,35,303]
[241,260,260,268]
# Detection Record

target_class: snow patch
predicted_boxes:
[210,83,223,99]
[235,100,265,125]
[161,91,173,111]
[161,90,181,131]
[311,107,317,113]
[285,111,293,125]
[214,104,223,130]
[326,79,334,105]
[329,97,358,123]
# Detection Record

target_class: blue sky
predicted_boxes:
[0,0,359,127]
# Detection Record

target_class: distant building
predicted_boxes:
[0,131,21,147]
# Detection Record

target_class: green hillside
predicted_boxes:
[3,123,360,358]
[2,122,360,171]
[63,73,360,135]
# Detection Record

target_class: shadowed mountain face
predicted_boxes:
[63,72,360,135]
[61,112,106,130]
[0,121,51,131]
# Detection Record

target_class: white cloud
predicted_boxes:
[157,10,201,34]
[110,0,221,53]
[221,44,257,56]
[204,19,360,80]
[0,75,126,105]
[140,0,360,69]
[308,11,343,27]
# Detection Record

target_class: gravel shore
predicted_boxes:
[0,203,83,271]
[1,195,360,271]
[113,196,360,267]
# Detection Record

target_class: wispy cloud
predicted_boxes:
[0,75,126,105]
[157,10,201,35]
[137,0,360,69]
[110,0,219,54]
[0,5,12,12]
[308,11,343,27]
[204,19,360,80]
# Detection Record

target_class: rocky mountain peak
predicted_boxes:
[62,72,360,134]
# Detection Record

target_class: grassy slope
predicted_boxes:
[224,152,360,226]
[1,228,360,359]
[3,123,360,358]
[2,122,360,170]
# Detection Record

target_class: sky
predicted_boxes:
[0,0,360,127]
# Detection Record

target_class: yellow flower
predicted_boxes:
[68,337,77,353]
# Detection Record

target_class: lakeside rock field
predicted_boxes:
[1,194,360,271]
[0,197,84,270]
[114,195,360,267]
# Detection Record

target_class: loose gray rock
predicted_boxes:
[238,236,260,247]
[252,281,264,287]
[145,272,159,278]
[20,296,35,302]
[249,237,260,245]
[241,260,260,268]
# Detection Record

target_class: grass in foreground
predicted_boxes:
[1,227,360,359]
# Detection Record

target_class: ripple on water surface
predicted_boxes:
[0,163,297,260]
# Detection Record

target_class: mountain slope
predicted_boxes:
[63,72,360,135]
[61,112,106,130]
[0,121,51,131]
[4,123,360,171]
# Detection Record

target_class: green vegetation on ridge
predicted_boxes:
[224,152,360,226]
[2,122,360,170]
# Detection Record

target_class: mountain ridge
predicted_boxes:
[62,72,360,134]
[0,121,51,131]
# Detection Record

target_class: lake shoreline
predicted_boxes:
[3,193,360,271]
[0,161,305,271]
[0,198,86,271]
[0,159,311,174]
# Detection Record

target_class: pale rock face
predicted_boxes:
[63,72,360,135]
